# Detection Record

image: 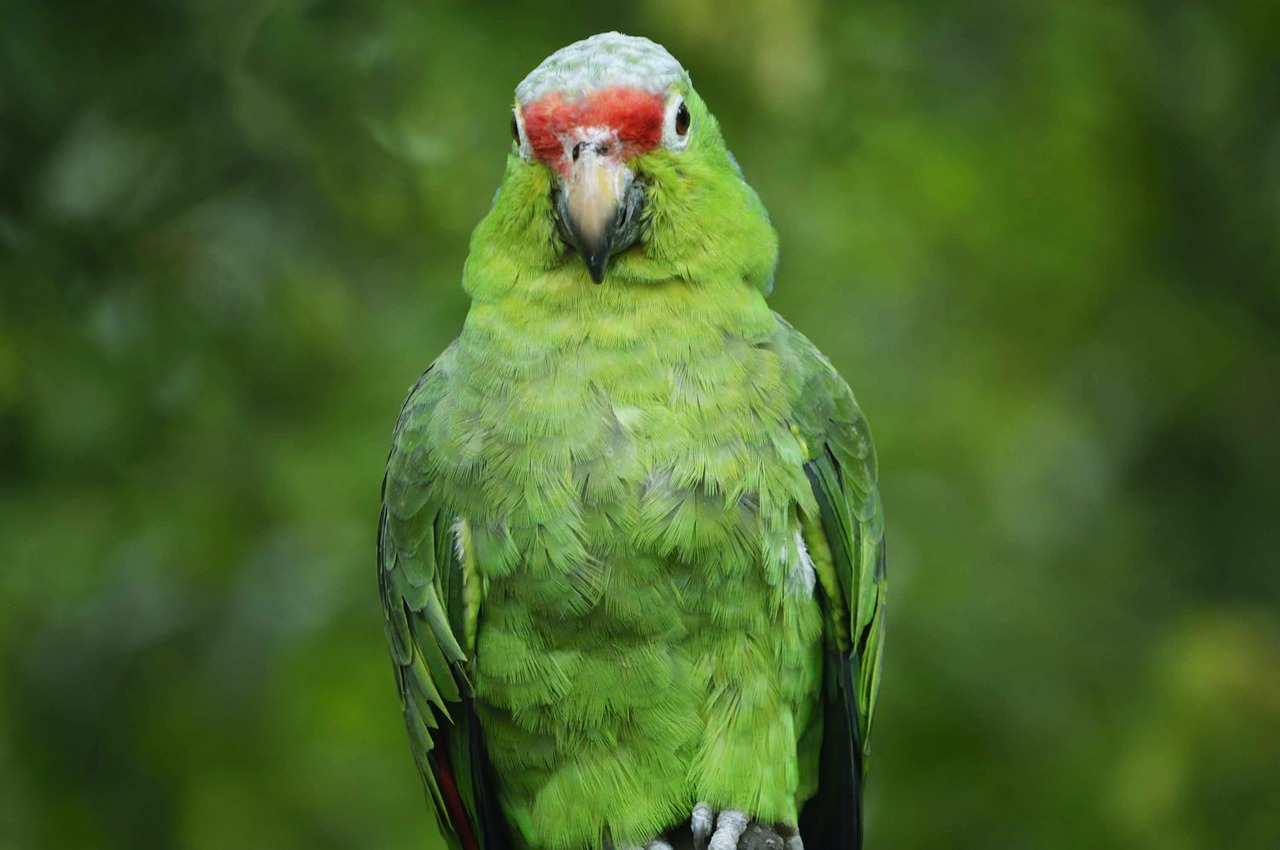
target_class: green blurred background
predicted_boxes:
[2,1,1279,848]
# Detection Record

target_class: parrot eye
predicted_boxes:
[674,101,690,136]
[663,97,692,152]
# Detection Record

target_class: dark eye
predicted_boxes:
[674,101,690,136]
[511,114,521,145]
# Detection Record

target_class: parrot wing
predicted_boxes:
[379,359,509,850]
[784,319,887,850]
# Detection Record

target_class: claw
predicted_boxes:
[775,824,803,850]
[692,802,714,850]
[709,810,748,850]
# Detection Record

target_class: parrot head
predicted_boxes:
[467,33,778,292]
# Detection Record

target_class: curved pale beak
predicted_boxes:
[555,142,644,283]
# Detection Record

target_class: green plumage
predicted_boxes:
[379,33,885,850]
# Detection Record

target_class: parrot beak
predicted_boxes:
[555,141,644,283]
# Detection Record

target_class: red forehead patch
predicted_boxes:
[522,86,665,171]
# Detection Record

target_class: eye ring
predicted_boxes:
[662,98,692,151]
[674,101,690,136]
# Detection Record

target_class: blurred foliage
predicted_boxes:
[2,1,1278,849]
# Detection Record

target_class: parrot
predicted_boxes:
[378,32,886,850]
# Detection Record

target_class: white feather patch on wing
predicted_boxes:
[785,528,817,598]
[452,516,468,564]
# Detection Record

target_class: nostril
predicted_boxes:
[572,141,611,161]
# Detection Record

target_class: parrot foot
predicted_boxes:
[691,805,748,850]
[691,803,796,850]
[618,841,673,850]
[709,810,748,850]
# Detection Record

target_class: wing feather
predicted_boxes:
[379,363,506,850]
[784,320,887,850]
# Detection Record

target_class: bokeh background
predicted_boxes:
[3,1,1279,848]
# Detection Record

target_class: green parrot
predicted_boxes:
[379,32,885,850]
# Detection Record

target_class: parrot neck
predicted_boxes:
[459,266,778,365]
